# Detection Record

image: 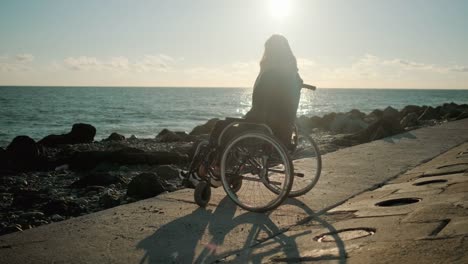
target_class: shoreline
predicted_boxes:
[1,102,467,236]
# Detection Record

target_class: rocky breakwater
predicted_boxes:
[297,102,468,150]
[0,124,195,236]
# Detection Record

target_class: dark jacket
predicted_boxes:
[245,68,303,144]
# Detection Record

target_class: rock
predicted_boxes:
[329,113,368,134]
[127,173,166,199]
[346,116,405,143]
[50,214,65,222]
[320,113,336,130]
[0,147,6,166]
[455,111,468,120]
[0,224,23,236]
[5,136,41,169]
[129,135,137,140]
[400,105,423,118]
[418,106,440,121]
[105,132,125,141]
[364,109,383,123]
[19,211,45,219]
[156,129,183,142]
[11,188,48,208]
[38,123,96,147]
[68,123,96,143]
[42,199,88,216]
[400,112,419,128]
[85,185,107,193]
[348,109,366,120]
[99,189,120,209]
[445,109,462,119]
[154,165,181,182]
[189,118,219,135]
[69,148,188,171]
[438,102,459,117]
[71,171,124,187]
[382,106,400,119]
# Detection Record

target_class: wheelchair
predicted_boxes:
[186,118,322,212]
[186,85,322,212]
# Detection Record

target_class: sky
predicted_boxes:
[0,0,467,88]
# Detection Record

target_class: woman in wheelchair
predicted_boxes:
[198,34,304,178]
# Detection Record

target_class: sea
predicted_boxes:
[1,86,467,147]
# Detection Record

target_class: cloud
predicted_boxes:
[63,54,177,72]
[134,54,177,72]
[15,53,35,62]
[449,66,468,73]
[64,56,101,70]
[0,54,34,72]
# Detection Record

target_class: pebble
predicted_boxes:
[50,214,65,222]
[19,211,45,219]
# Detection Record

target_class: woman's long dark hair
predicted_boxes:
[259,34,298,73]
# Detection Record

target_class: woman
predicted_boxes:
[244,34,303,147]
[200,35,303,179]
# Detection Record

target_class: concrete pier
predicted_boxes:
[1,119,468,263]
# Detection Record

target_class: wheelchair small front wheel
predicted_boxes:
[220,132,293,212]
[194,181,211,207]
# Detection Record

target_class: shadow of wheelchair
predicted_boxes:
[137,197,347,264]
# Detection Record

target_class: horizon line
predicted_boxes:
[1,85,468,90]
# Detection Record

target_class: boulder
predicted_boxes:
[309,116,323,129]
[38,123,96,147]
[418,107,440,121]
[400,105,423,118]
[455,111,468,120]
[348,109,366,120]
[329,113,368,134]
[439,102,459,117]
[68,123,96,143]
[99,189,121,208]
[189,118,219,135]
[6,136,39,160]
[382,106,400,119]
[71,171,124,187]
[400,113,419,128]
[364,109,383,123]
[320,112,337,130]
[296,116,313,131]
[154,165,181,182]
[105,132,125,141]
[156,129,184,142]
[346,116,405,143]
[127,173,166,199]
[5,136,42,169]
[445,109,463,120]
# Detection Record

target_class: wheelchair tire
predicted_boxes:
[287,127,322,197]
[220,131,293,213]
[194,181,211,207]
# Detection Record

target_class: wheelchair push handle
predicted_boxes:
[302,83,317,91]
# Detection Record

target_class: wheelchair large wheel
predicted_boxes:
[288,127,322,197]
[220,132,293,212]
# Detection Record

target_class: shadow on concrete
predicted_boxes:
[137,197,347,263]
[383,132,417,144]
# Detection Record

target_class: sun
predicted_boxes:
[270,0,291,19]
